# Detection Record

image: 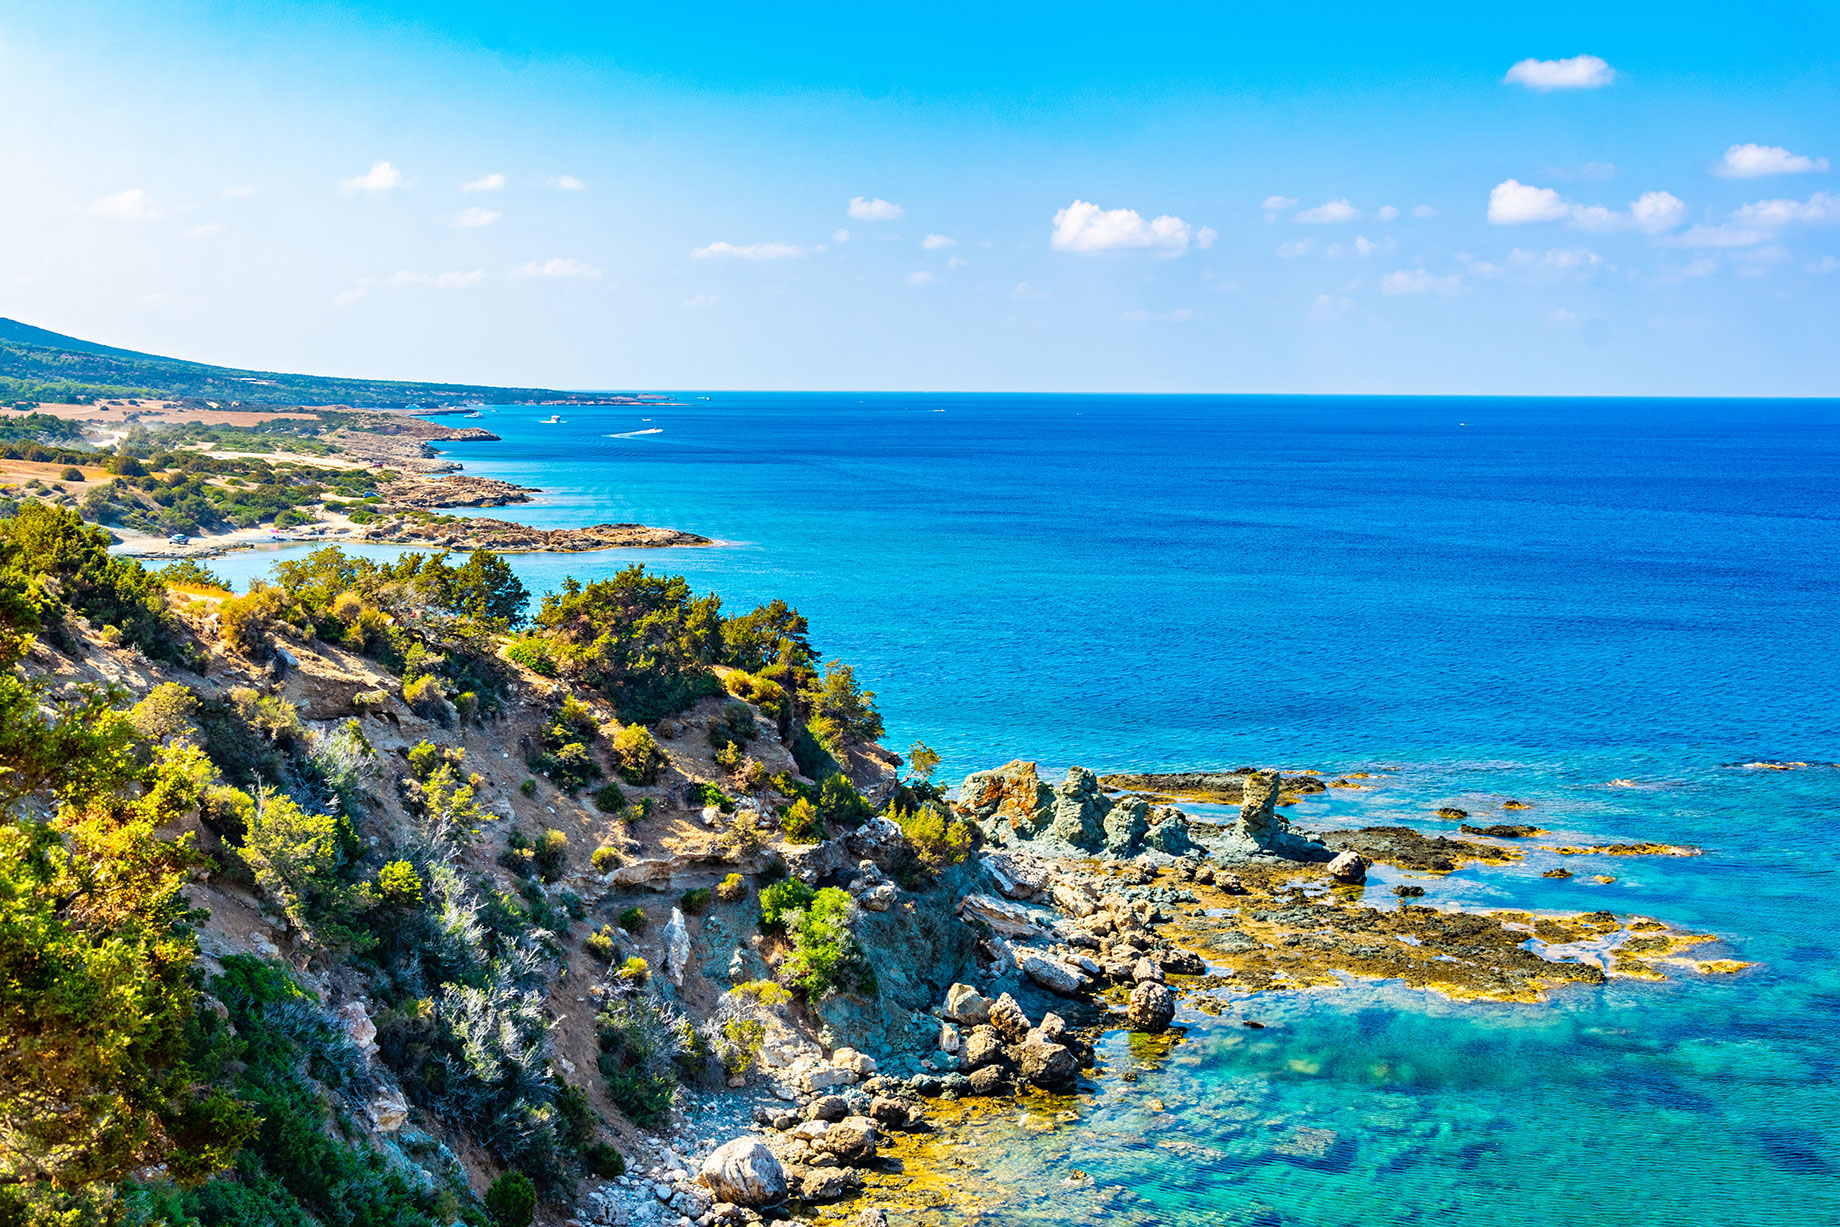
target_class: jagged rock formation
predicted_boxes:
[955,761,1197,860]
[1210,770,1333,862]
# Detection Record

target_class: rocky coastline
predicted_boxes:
[566,761,1745,1227]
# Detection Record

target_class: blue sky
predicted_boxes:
[2,2,1837,394]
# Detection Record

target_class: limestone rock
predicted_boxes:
[869,1096,910,1127]
[1051,880,1099,917]
[982,851,1052,900]
[859,883,897,912]
[1327,850,1369,883]
[1047,767,1108,850]
[856,1207,890,1227]
[817,1117,879,1165]
[1143,808,1195,855]
[1102,796,1151,856]
[366,1087,408,1132]
[1240,771,1283,837]
[663,907,691,987]
[1019,953,1087,998]
[967,1064,1010,1095]
[942,983,991,1025]
[808,1095,848,1122]
[988,993,1032,1044]
[844,815,905,864]
[1016,1034,1078,1087]
[955,760,1054,837]
[957,892,1047,939]
[962,1025,1005,1069]
[340,1001,378,1056]
[938,1022,962,1055]
[1128,982,1176,1033]
[699,1137,787,1207]
[1131,956,1164,984]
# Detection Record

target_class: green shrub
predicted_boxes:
[504,635,557,677]
[817,772,872,828]
[532,567,723,720]
[783,887,874,999]
[758,879,815,930]
[403,673,448,721]
[485,1171,536,1227]
[706,701,756,755]
[716,872,747,903]
[584,925,618,963]
[519,778,536,797]
[378,860,424,908]
[582,1142,625,1178]
[680,887,712,914]
[801,660,884,751]
[618,956,649,983]
[594,990,686,1128]
[892,801,974,873]
[59,465,84,482]
[692,780,735,813]
[219,583,288,660]
[618,905,647,933]
[534,828,569,882]
[611,724,661,786]
[730,979,792,1006]
[591,844,622,873]
[780,796,822,845]
[593,781,626,813]
[240,791,375,951]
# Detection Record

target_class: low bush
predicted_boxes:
[590,845,622,873]
[891,801,975,875]
[679,887,712,914]
[485,1171,536,1227]
[378,859,424,908]
[504,635,557,677]
[582,1143,626,1178]
[611,724,661,786]
[782,887,874,999]
[534,828,569,882]
[592,781,626,813]
[716,873,747,903]
[779,796,822,845]
[617,906,647,933]
[594,990,689,1128]
[758,879,815,930]
[584,925,618,963]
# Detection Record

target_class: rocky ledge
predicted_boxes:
[376,473,535,509]
[358,516,711,552]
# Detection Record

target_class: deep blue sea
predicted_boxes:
[212,394,1840,1227]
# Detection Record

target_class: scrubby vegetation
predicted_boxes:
[0,489,927,1224]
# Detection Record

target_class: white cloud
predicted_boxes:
[1262,195,1298,219]
[184,223,224,239]
[1276,239,1315,258]
[550,175,585,191]
[1012,282,1048,300]
[1714,144,1829,179]
[388,269,485,289]
[512,257,600,279]
[221,185,254,199]
[1123,308,1198,323]
[848,196,903,220]
[1295,198,1360,224]
[922,233,956,249]
[1503,54,1615,91]
[1488,180,1571,224]
[1508,247,1605,272]
[1731,190,1840,228]
[1812,255,1840,274]
[342,161,402,192]
[1411,204,1438,218]
[333,288,367,308]
[1489,180,1685,233]
[91,188,160,219]
[463,172,506,192]
[948,255,968,269]
[1375,205,1400,221]
[1548,308,1577,325]
[1308,293,1353,322]
[1381,268,1463,295]
[903,270,938,286]
[691,240,805,260]
[1672,224,1769,248]
[1630,190,1687,234]
[832,229,851,244]
[456,206,501,228]
[1050,200,1213,255]
[683,293,721,309]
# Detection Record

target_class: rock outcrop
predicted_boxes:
[957,762,1199,860]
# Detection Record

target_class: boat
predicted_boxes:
[540,414,564,424]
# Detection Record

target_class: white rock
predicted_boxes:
[941,982,991,1025]
[1019,953,1088,998]
[366,1088,409,1132]
[339,1001,378,1056]
[663,907,692,987]
[938,1022,962,1054]
[957,892,1048,938]
[1327,850,1369,883]
[698,1138,787,1207]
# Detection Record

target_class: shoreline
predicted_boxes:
[7,399,719,560]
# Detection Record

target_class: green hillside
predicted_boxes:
[0,318,612,408]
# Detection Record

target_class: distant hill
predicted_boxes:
[0,318,617,408]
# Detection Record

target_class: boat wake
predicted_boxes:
[605,428,665,438]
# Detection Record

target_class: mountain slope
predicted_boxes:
[0,317,624,408]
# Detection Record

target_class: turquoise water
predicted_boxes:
[210,394,1840,1225]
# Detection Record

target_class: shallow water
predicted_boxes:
[207,394,1840,1224]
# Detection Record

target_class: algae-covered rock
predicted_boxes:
[1015,1032,1078,1086]
[1327,850,1369,883]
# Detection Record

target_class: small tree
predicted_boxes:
[240,791,375,950]
[801,661,884,752]
[907,740,940,782]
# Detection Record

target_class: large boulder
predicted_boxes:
[817,1116,879,1165]
[962,1026,1006,1069]
[1143,807,1195,855]
[1019,953,1088,998]
[982,851,1052,900]
[1047,767,1108,850]
[1239,772,1283,838]
[1128,982,1176,1033]
[1102,796,1151,856]
[1327,850,1369,883]
[956,761,1054,837]
[988,993,1032,1044]
[1015,1033,1078,1087]
[942,983,991,1025]
[700,1137,787,1206]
